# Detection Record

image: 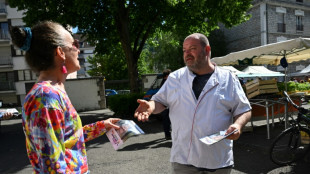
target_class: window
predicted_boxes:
[13,45,25,56]
[296,16,303,31]
[0,72,14,82]
[0,72,15,91]
[0,72,6,81]
[296,0,303,3]
[18,71,24,81]
[24,70,31,80]
[18,70,37,81]
[277,36,287,42]
[277,13,286,32]
[0,22,9,39]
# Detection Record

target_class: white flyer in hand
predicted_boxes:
[199,129,238,146]
[0,108,19,118]
[106,120,145,150]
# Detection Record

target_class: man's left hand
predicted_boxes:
[225,124,241,140]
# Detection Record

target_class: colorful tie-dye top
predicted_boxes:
[22,81,106,174]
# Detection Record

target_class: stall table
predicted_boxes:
[249,94,301,139]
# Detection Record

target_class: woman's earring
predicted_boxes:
[62,61,67,74]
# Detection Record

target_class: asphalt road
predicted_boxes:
[0,111,309,174]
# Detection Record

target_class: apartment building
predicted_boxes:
[0,3,23,107]
[0,3,95,107]
[73,34,95,78]
[220,0,310,74]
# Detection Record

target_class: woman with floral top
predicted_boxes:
[10,21,121,174]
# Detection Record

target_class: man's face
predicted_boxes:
[183,37,207,72]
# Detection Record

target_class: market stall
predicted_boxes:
[212,38,310,139]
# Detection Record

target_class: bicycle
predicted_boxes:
[269,91,310,165]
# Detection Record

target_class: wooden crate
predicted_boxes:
[245,79,279,99]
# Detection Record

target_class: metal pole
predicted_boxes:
[284,50,287,91]
[266,100,270,139]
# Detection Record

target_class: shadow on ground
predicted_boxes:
[233,123,310,174]
[0,121,29,173]
[0,113,166,173]
[1,114,309,174]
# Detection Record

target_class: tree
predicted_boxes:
[142,30,184,72]
[8,0,252,92]
[87,45,128,80]
[208,29,228,58]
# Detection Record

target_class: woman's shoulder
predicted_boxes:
[24,82,66,108]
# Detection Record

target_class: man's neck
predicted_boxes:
[192,63,215,75]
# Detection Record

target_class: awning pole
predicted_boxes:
[284,50,287,91]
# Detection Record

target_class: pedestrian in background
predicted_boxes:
[134,33,251,174]
[10,21,121,174]
[160,69,171,140]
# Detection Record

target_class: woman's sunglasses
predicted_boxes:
[72,39,80,50]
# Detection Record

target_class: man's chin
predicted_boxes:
[186,65,196,72]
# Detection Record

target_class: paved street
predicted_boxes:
[0,109,309,174]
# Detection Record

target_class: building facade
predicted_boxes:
[0,2,24,107]
[220,0,310,76]
[0,2,95,107]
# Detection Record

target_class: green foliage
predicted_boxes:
[295,82,310,91]
[141,30,184,72]
[8,0,252,92]
[87,43,128,80]
[208,29,228,58]
[277,82,310,92]
[107,93,145,119]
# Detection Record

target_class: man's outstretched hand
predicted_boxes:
[134,99,154,122]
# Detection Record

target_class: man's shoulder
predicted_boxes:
[216,66,233,74]
[215,66,236,78]
[170,67,187,78]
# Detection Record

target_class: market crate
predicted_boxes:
[301,131,310,144]
[245,79,279,99]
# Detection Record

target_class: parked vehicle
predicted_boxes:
[117,90,130,95]
[105,89,118,96]
[143,74,163,100]
[142,74,165,120]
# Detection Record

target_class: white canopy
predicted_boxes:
[211,37,310,66]
[219,66,246,74]
[220,66,284,78]
[289,64,310,76]
[241,66,285,77]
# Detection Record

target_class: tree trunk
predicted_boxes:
[127,54,140,93]
[115,0,140,93]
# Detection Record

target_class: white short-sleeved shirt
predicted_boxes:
[151,66,251,169]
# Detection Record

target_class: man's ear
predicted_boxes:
[56,47,65,60]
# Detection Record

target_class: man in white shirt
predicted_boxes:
[134,33,252,174]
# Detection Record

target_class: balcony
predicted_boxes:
[0,57,13,66]
[296,24,303,31]
[277,23,286,33]
[0,8,6,13]
[0,81,15,91]
[0,4,7,17]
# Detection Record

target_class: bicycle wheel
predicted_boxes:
[270,127,310,165]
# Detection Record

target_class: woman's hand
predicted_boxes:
[104,118,121,130]
[1,112,14,120]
